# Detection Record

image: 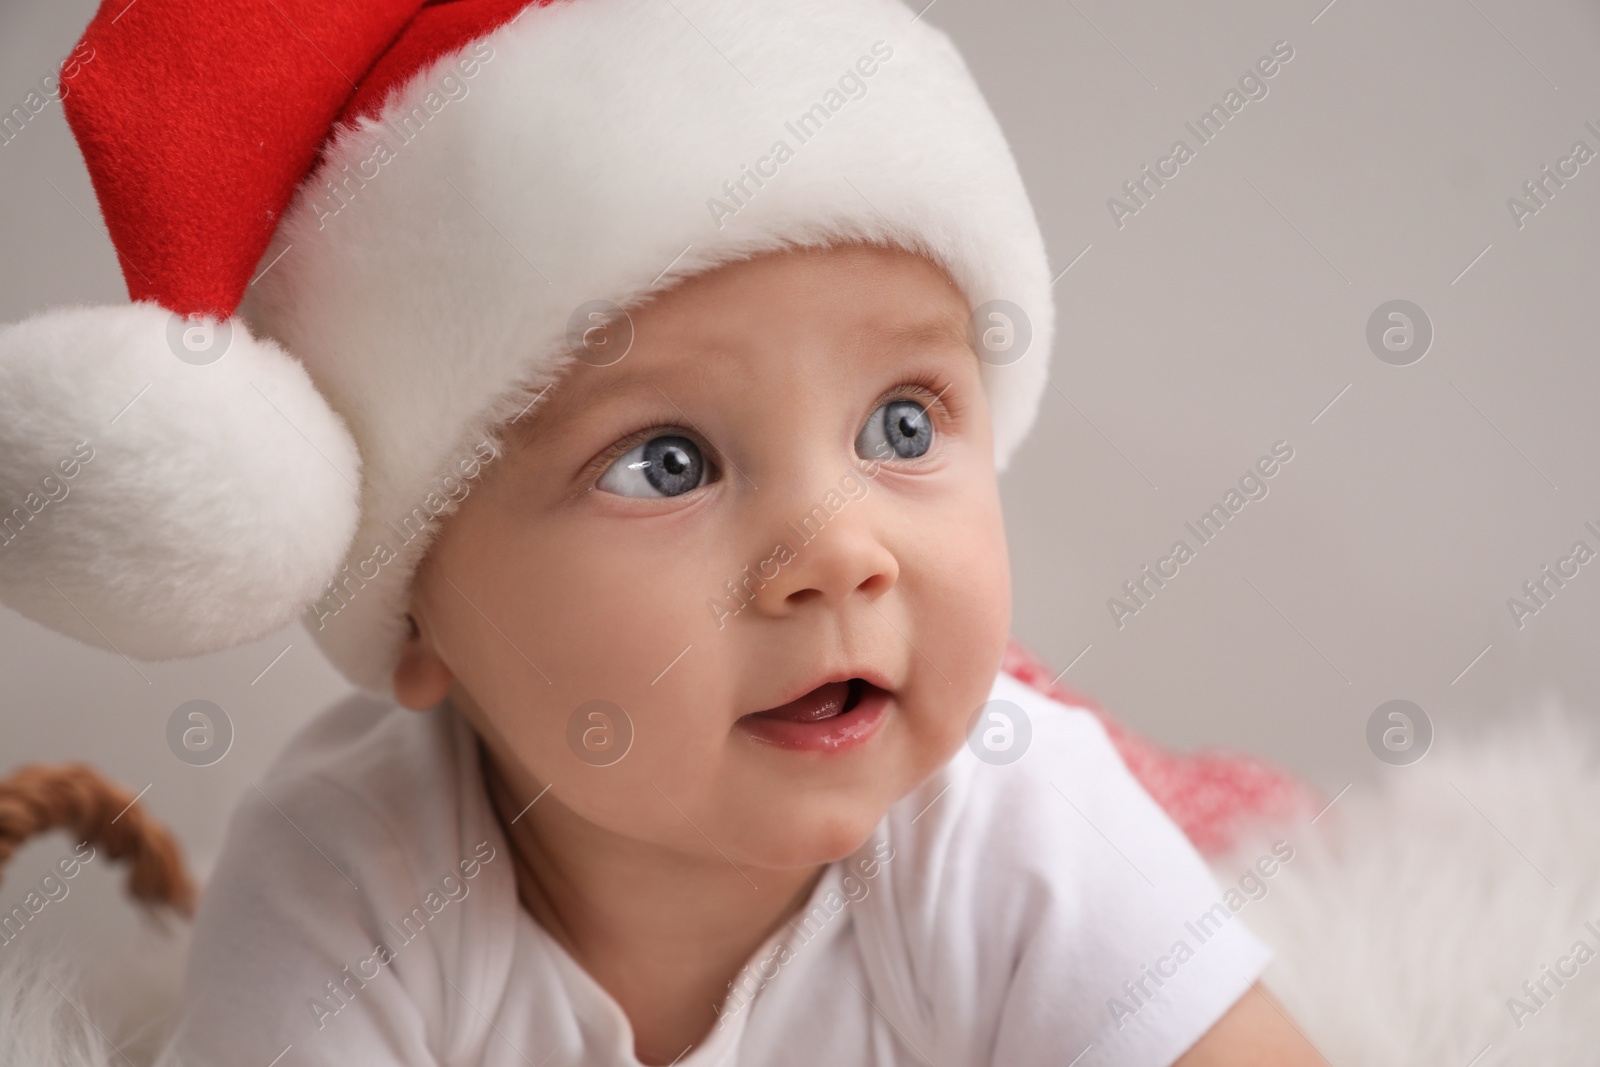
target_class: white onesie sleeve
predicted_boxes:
[157,694,520,1067]
[852,670,1273,1067]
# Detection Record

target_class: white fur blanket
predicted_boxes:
[1210,700,1600,1065]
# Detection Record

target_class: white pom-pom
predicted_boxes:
[0,302,361,659]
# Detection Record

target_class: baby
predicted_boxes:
[160,238,1320,1066]
[0,0,1323,1063]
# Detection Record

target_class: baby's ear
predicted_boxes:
[393,612,455,710]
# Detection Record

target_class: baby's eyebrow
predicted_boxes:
[507,357,720,445]
[548,364,687,414]
[506,371,649,445]
[877,313,973,356]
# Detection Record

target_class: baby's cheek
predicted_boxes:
[915,499,1011,741]
[931,499,1009,633]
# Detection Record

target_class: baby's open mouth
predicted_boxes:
[748,678,865,723]
[737,678,888,751]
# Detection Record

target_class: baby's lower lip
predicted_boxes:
[736,680,891,752]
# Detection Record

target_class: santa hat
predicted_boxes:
[0,0,1055,695]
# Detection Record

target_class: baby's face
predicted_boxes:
[398,242,1012,870]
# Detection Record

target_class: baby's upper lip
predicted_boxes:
[750,667,896,716]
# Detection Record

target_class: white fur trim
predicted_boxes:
[0,303,361,659]
[241,0,1054,693]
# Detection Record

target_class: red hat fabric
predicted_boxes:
[66,0,544,318]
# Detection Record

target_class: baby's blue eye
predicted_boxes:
[857,399,933,462]
[596,435,708,498]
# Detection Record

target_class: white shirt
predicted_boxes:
[160,670,1270,1067]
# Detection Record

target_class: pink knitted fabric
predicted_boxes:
[1001,637,1319,857]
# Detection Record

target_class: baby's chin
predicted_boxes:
[710,723,963,871]
[729,804,893,871]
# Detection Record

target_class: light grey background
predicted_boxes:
[2,0,1597,962]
